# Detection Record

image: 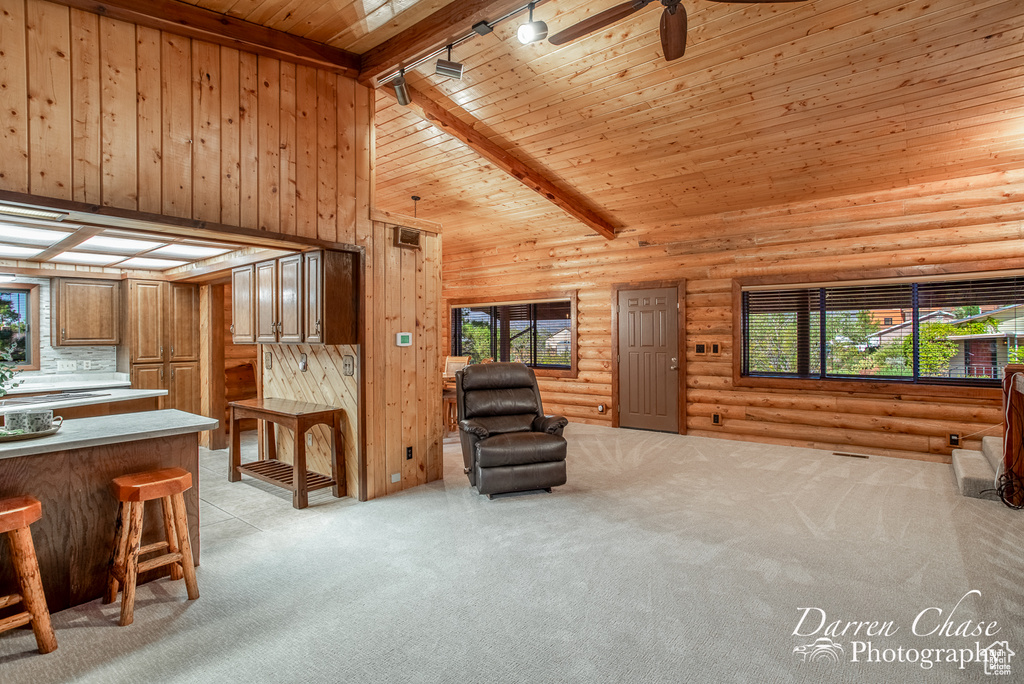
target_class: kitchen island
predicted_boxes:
[0,388,167,420]
[0,410,217,613]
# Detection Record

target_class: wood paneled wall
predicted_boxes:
[0,0,372,244]
[261,344,360,492]
[360,220,443,499]
[442,169,1024,463]
[259,222,442,501]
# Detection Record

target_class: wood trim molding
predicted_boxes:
[447,290,578,379]
[0,190,357,253]
[730,280,1003,401]
[49,0,359,76]
[386,85,618,240]
[370,209,442,234]
[1,281,41,371]
[358,0,539,86]
[610,280,686,434]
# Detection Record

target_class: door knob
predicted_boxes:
[669,357,678,371]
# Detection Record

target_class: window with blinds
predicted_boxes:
[451,300,573,369]
[0,288,31,366]
[742,275,1024,385]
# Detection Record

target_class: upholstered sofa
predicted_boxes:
[456,362,568,498]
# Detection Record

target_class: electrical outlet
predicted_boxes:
[695,343,707,355]
[306,434,313,446]
[342,355,355,376]
[712,413,722,426]
[948,433,961,447]
[82,360,93,370]
[711,343,720,355]
[406,446,413,460]
[299,353,308,372]
[391,473,401,483]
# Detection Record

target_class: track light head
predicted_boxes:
[435,46,464,79]
[393,69,411,106]
[518,3,547,44]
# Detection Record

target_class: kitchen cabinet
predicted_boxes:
[231,265,255,344]
[51,278,120,346]
[169,362,200,414]
[230,250,357,345]
[119,281,199,413]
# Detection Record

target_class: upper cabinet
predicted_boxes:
[231,265,256,344]
[231,250,358,346]
[122,280,199,366]
[51,278,121,346]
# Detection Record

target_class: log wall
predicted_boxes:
[442,170,1024,463]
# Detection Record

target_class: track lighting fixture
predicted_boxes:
[435,45,464,80]
[517,3,547,44]
[393,68,411,106]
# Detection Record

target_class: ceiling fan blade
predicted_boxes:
[549,1,654,46]
[660,4,687,61]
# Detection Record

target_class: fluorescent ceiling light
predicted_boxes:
[0,224,69,245]
[149,244,231,259]
[118,257,188,269]
[51,251,123,265]
[0,205,67,221]
[78,235,165,253]
[0,245,43,258]
[0,273,17,283]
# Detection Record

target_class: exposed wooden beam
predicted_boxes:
[31,226,103,261]
[50,0,359,76]
[359,0,542,87]
[387,85,618,240]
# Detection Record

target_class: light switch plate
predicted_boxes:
[391,473,401,483]
[264,351,273,370]
[56,360,76,372]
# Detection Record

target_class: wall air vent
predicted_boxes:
[394,226,422,250]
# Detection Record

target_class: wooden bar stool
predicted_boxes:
[104,467,199,626]
[0,496,57,654]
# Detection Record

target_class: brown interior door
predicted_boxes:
[617,287,679,432]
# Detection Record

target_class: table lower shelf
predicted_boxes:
[236,459,336,492]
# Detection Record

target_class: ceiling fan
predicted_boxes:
[548,0,806,62]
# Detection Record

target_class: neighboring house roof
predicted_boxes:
[945,332,1023,341]
[949,303,1024,325]
[545,328,572,348]
[868,310,956,341]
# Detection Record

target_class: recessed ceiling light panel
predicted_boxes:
[0,245,44,258]
[150,244,232,259]
[0,224,69,245]
[118,257,189,269]
[51,251,123,265]
[78,235,165,254]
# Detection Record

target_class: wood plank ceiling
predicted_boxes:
[176,0,1024,252]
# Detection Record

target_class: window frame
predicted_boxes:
[448,291,578,379]
[731,270,1022,400]
[0,282,41,372]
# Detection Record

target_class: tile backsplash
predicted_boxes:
[10,276,118,377]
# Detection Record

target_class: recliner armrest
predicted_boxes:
[533,415,568,435]
[459,419,490,439]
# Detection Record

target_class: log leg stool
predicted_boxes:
[0,496,57,654]
[104,467,199,626]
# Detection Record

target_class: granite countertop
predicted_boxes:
[5,373,132,396]
[0,388,168,415]
[0,410,219,459]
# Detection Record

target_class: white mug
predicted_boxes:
[5,409,62,432]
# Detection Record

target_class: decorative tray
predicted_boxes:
[0,425,62,442]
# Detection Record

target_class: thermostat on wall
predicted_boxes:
[396,332,413,347]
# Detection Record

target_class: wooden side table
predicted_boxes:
[228,398,344,509]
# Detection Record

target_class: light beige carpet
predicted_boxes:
[1,424,1021,683]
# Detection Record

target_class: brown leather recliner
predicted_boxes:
[456,362,569,498]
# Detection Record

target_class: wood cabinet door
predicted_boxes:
[131,363,164,391]
[303,251,323,344]
[231,265,256,344]
[169,283,199,361]
[254,260,278,344]
[277,254,303,344]
[56,279,120,346]
[169,362,200,414]
[130,281,165,364]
